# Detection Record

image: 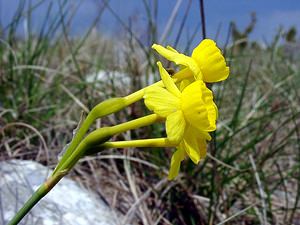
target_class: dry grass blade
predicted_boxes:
[81,155,160,170]
[123,148,151,225]
[1,122,49,163]
[0,38,18,64]
[249,154,267,225]
[159,0,183,43]
[60,85,90,113]
[216,204,256,225]
[207,153,245,172]
[122,178,168,225]
[11,65,90,113]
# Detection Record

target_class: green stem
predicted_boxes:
[84,114,161,150]
[55,114,161,178]
[53,97,130,175]
[8,171,67,225]
[100,138,175,149]
[52,112,94,175]
[58,114,162,171]
[52,115,162,179]
[63,113,160,170]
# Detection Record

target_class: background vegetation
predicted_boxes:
[1,0,300,224]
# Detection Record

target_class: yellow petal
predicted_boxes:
[157,61,181,98]
[189,126,212,141]
[166,110,186,144]
[197,137,207,159]
[182,126,201,164]
[168,147,185,180]
[172,67,194,81]
[152,44,202,78]
[192,39,229,83]
[207,102,218,125]
[200,82,219,123]
[188,126,209,159]
[179,79,192,92]
[201,131,212,141]
[181,81,217,131]
[166,45,179,53]
[182,126,210,163]
[144,86,180,117]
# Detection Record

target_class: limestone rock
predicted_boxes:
[0,160,123,225]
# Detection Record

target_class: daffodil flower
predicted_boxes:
[144,62,217,179]
[152,39,229,82]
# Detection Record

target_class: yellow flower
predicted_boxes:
[152,39,229,82]
[144,62,217,179]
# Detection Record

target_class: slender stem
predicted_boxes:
[53,96,150,174]
[55,114,162,173]
[112,114,160,135]
[52,112,94,175]
[101,138,175,149]
[8,171,67,225]
[84,114,161,148]
[57,114,162,173]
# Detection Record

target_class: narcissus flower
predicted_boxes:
[152,39,229,83]
[144,62,217,179]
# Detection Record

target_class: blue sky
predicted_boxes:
[0,0,299,47]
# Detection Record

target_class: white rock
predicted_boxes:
[0,160,123,225]
[86,70,132,87]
